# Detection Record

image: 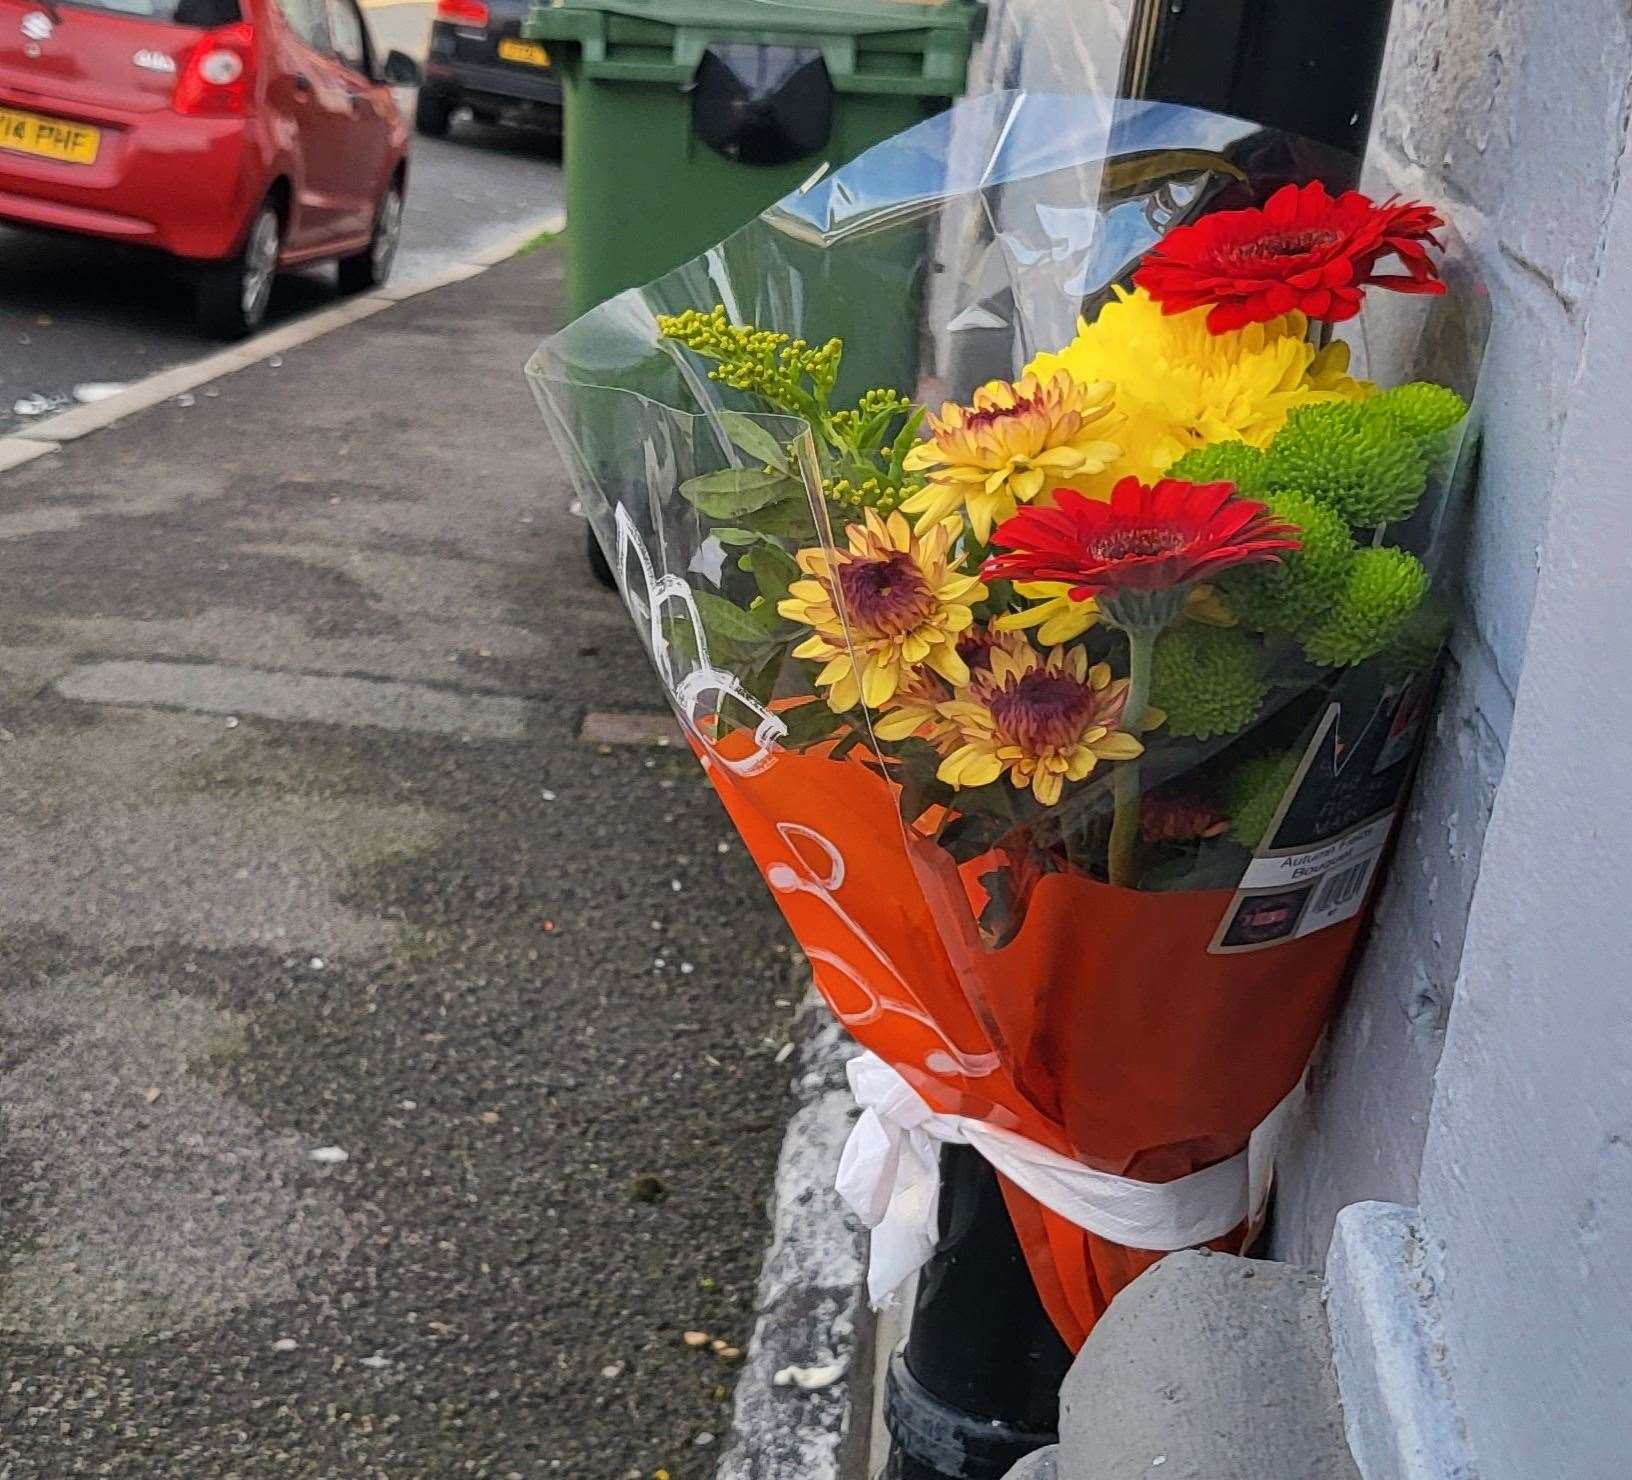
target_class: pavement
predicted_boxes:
[0,241,801,1477]
[0,0,564,436]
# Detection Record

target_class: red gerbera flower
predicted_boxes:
[1133,180,1447,333]
[985,478,1300,602]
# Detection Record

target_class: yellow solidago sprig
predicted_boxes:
[660,308,933,516]
[823,473,914,516]
[1025,286,1371,495]
[778,511,986,713]
[936,643,1146,807]
[657,306,841,423]
[901,372,1124,542]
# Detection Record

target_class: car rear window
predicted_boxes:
[64,0,242,23]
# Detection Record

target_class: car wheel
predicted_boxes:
[338,181,403,295]
[415,90,453,138]
[197,201,280,340]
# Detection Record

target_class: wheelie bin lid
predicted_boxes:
[525,0,983,95]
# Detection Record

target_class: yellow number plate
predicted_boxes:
[0,107,100,166]
[497,38,551,67]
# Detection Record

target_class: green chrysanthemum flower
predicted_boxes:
[1224,749,1301,851]
[1167,441,1269,495]
[1218,489,1355,632]
[1264,403,1427,526]
[1378,597,1453,684]
[1303,547,1430,667]
[1150,623,1268,739]
[1371,382,1468,467]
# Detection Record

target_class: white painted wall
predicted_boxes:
[1274,0,1632,1258]
[1274,3,1632,1475]
[1405,114,1632,1480]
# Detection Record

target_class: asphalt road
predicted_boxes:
[0,1,563,435]
[0,247,797,1476]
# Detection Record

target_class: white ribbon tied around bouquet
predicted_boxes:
[835,1051,1300,1307]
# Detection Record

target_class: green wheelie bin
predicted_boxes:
[524,0,982,321]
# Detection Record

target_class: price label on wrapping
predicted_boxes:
[1210,671,1436,955]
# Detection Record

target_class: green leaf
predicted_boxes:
[680,468,804,519]
[720,411,790,473]
[739,496,819,543]
[710,527,763,547]
[747,544,801,606]
[776,700,850,749]
[889,406,928,478]
[854,407,900,457]
[694,591,778,647]
[741,648,785,706]
[829,728,864,762]
[893,738,949,788]
[1139,838,1253,893]
[661,611,701,666]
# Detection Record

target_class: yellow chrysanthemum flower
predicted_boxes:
[779,510,986,713]
[1025,286,1366,495]
[1306,338,1376,400]
[935,643,1144,806]
[995,581,1235,645]
[993,581,1102,645]
[871,627,1033,743]
[900,371,1124,543]
[871,668,953,744]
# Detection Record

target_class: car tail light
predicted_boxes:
[173,22,256,117]
[435,0,489,26]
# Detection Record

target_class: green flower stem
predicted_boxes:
[1107,624,1157,889]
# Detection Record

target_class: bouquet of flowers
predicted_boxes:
[529,94,1486,1347]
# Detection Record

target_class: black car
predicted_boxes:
[416,0,562,137]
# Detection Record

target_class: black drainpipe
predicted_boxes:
[882,4,1399,1478]
[1122,0,1397,163]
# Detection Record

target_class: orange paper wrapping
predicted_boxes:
[707,741,1362,1349]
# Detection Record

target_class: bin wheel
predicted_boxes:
[415,91,453,138]
[587,526,616,590]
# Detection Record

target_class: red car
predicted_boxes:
[0,0,420,337]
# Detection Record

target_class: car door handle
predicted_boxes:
[293,72,312,94]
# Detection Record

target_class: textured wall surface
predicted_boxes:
[1409,107,1632,1480]
[1274,0,1632,1268]
[1272,659,1502,1266]
[1276,4,1632,1476]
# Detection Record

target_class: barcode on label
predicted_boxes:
[1292,848,1383,937]
[1314,860,1371,914]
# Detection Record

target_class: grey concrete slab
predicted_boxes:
[1057,1252,1359,1480]
[580,708,685,748]
[57,658,538,740]
[1003,1450,1059,1480]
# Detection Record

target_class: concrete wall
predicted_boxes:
[1406,113,1632,1480]
[1274,4,1632,1475]
[1273,0,1632,1264]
